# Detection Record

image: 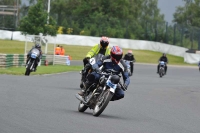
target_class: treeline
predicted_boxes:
[1,0,200,49]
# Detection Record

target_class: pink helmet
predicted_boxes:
[100,36,109,48]
[128,50,133,54]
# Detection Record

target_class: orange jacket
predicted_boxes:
[55,47,61,55]
[60,48,65,56]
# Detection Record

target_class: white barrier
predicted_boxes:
[0,30,13,40]
[2,30,200,64]
[184,53,200,64]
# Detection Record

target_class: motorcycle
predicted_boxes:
[158,61,166,78]
[124,60,134,76]
[25,48,40,76]
[80,54,104,87]
[198,63,200,72]
[76,69,126,117]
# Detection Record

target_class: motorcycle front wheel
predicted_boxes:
[25,61,32,76]
[93,89,114,117]
[159,69,163,78]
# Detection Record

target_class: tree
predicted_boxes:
[0,0,21,30]
[173,0,200,49]
[173,0,200,27]
[136,0,165,40]
[19,0,57,36]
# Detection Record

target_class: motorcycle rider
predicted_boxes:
[157,53,168,74]
[80,36,111,88]
[123,50,135,76]
[26,43,42,71]
[78,46,130,101]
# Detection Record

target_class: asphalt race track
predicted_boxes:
[0,64,199,133]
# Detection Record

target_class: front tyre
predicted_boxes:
[93,89,114,117]
[78,102,88,112]
[25,69,31,76]
[25,61,32,76]
[159,68,164,78]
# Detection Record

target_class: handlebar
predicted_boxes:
[96,71,122,78]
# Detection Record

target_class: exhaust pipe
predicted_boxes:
[75,94,87,104]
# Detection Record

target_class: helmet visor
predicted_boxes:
[111,53,123,61]
[101,41,109,48]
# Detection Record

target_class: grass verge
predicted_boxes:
[0,65,82,75]
[0,39,196,75]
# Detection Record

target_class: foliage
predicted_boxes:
[49,0,165,39]
[173,0,200,49]
[57,26,63,34]
[19,0,57,36]
[3,0,200,49]
[173,0,200,27]
[0,0,21,30]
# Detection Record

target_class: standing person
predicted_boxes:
[80,36,111,87]
[60,46,65,56]
[78,46,130,101]
[157,53,168,74]
[55,45,61,55]
[123,50,135,76]
[26,43,42,71]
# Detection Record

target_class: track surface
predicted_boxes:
[0,64,199,133]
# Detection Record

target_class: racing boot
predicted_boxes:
[80,69,86,88]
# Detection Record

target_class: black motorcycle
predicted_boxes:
[124,59,134,76]
[80,54,104,87]
[76,69,126,117]
[25,48,40,76]
[199,65,200,72]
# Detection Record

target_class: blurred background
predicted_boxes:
[0,0,199,50]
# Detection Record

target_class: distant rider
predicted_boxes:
[80,36,111,87]
[26,43,42,71]
[123,50,135,76]
[78,46,130,101]
[157,53,168,74]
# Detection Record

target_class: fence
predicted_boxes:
[0,54,70,68]
[21,16,198,50]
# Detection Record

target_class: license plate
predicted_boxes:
[106,80,117,89]
[31,53,37,59]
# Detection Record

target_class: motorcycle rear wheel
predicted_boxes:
[93,89,114,117]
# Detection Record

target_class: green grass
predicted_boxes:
[0,39,195,75]
[0,65,82,75]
